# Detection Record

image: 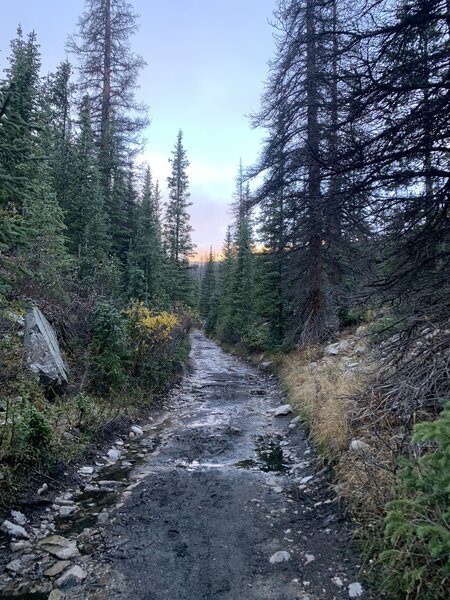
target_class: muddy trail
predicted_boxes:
[0,332,367,599]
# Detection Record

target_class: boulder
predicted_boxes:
[44,560,70,578]
[130,425,144,436]
[23,307,68,388]
[269,550,291,564]
[274,404,293,416]
[1,519,29,539]
[55,565,87,588]
[38,535,79,560]
[325,340,352,356]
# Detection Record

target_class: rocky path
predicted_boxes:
[0,332,367,599]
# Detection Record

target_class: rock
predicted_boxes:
[259,361,273,370]
[299,475,314,485]
[55,565,87,588]
[77,466,94,476]
[38,535,79,560]
[1,519,29,539]
[130,425,143,436]
[270,550,291,564]
[97,510,110,525]
[44,560,70,577]
[354,344,367,355]
[10,540,32,552]
[325,340,351,356]
[304,553,315,563]
[23,306,69,388]
[6,558,26,574]
[37,483,48,496]
[332,576,344,587]
[11,510,27,526]
[274,404,293,416]
[349,439,371,455]
[59,505,78,518]
[348,582,364,598]
[49,590,66,600]
[107,448,121,462]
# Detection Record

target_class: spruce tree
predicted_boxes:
[164,130,194,305]
[128,167,165,305]
[199,247,216,324]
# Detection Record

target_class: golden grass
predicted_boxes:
[280,348,359,461]
[280,341,397,522]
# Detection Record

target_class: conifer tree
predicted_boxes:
[128,167,165,305]
[216,227,235,341]
[164,130,194,305]
[199,247,216,324]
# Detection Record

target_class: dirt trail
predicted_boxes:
[1,332,367,599]
[75,332,366,599]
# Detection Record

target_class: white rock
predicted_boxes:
[37,483,48,495]
[289,416,301,426]
[77,466,94,476]
[273,486,283,493]
[274,404,293,416]
[305,553,315,563]
[299,475,314,485]
[325,340,351,356]
[270,550,291,564]
[38,535,79,560]
[49,590,65,600]
[349,439,371,455]
[10,540,32,552]
[107,448,121,462]
[348,582,364,598]
[56,565,87,588]
[131,425,144,436]
[332,576,344,587]
[11,510,27,526]
[1,519,29,539]
[59,505,78,518]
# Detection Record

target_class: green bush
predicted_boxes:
[90,301,128,394]
[380,401,450,599]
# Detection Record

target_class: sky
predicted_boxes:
[0,0,277,259]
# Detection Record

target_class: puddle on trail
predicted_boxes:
[234,438,291,473]
[52,416,173,539]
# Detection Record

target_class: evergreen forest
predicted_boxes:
[0,1,449,598]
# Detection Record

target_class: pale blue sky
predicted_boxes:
[0,0,276,257]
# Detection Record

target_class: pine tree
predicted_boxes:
[164,130,194,305]
[128,167,165,305]
[1,29,71,295]
[216,227,236,341]
[68,0,147,185]
[199,247,216,323]
[44,61,75,217]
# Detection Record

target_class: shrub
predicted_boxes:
[124,301,188,390]
[90,301,128,394]
[380,401,450,599]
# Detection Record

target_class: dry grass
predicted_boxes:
[280,338,399,522]
[280,347,360,461]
